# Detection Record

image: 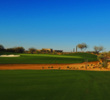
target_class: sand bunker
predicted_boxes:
[0,55,20,57]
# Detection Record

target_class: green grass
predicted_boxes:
[0,70,110,100]
[0,52,97,64]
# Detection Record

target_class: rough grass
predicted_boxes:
[0,70,110,100]
[0,53,97,64]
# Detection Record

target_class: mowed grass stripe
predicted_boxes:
[21,54,82,58]
[0,70,110,100]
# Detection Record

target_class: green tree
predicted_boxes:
[77,43,87,51]
[14,47,25,53]
[0,44,5,51]
[29,48,36,54]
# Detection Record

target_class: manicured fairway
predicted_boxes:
[0,70,110,100]
[0,53,97,64]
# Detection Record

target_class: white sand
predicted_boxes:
[0,55,20,57]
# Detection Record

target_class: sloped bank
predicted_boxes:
[0,61,110,71]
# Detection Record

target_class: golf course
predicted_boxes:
[1,0,110,99]
[1,70,110,100]
[0,53,110,100]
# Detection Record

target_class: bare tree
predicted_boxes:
[77,43,87,51]
[94,46,103,54]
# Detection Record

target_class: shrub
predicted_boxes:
[67,66,69,68]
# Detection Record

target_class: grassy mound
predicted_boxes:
[64,53,97,62]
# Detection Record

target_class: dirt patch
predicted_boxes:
[1,61,110,71]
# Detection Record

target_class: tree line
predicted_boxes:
[0,44,53,54]
[0,44,33,53]
[0,45,25,53]
[0,43,104,54]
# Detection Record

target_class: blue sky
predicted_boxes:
[0,0,110,52]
